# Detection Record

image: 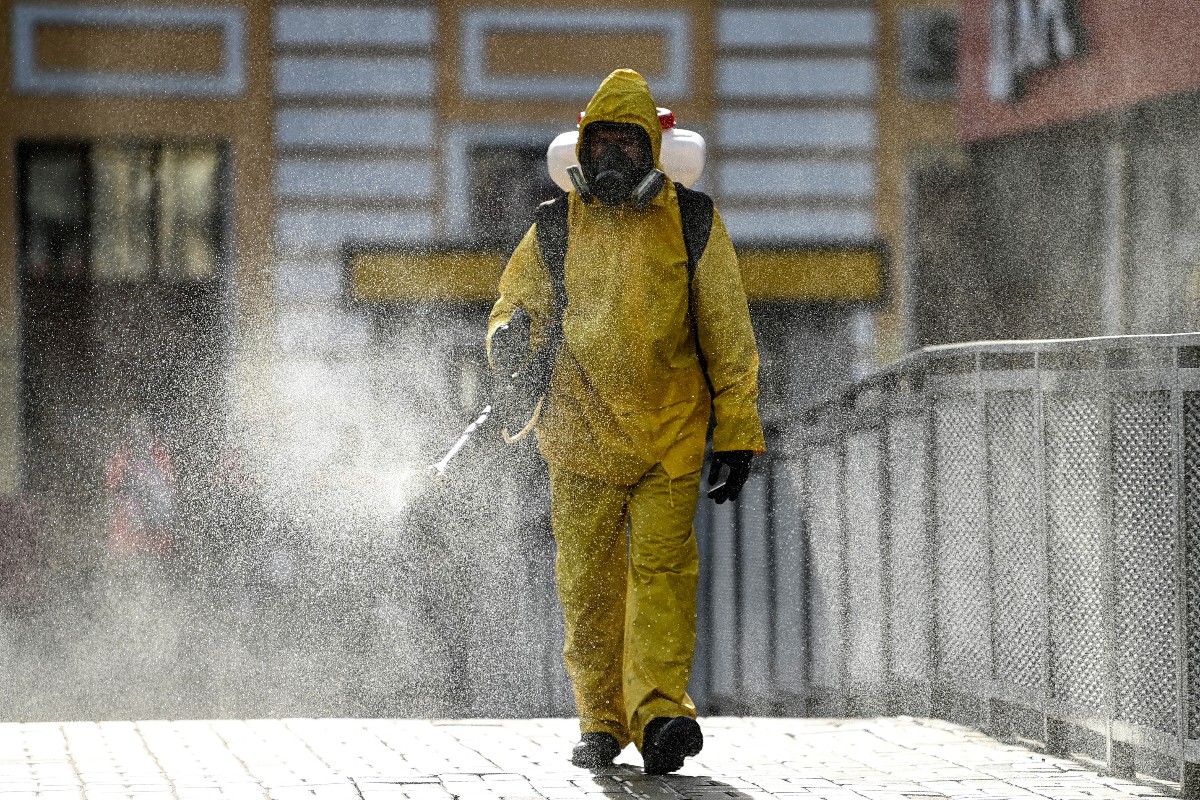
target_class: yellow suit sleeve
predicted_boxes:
[690,210,767,454]
[487,224,556,368]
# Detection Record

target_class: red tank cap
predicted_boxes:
[578,108,676,129]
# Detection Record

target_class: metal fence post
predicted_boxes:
[878,394,895,714]
[924,388,941,719]
[772,451,808,711]
[1175,355,1190,792]
[977,358,992,726]
[1036,350,1066,757]
[737,466,773,713]
[836,435,851,715]
[1099,358,1132,778]
[692,494,713,710]
[1176,348,1199,797]
[799,443,816,714]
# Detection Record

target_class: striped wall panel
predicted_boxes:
[717,159,875,200]
[273,311,374,356]
[276,158,435,202]
[717,9,876,48]
[274,255,344,301]
[265,5,439,464]
[275,210,435,253]
[713,2,879,245]
[274,7,435,48]
[275,109,435,149]
[718,110,878,151]
[718,58,878,100]
[275,57,435,99]
[272,3,438,296]
[721,209,877,243]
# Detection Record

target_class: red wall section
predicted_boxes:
[960,0,1200,142]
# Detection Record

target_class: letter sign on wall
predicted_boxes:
[987,0,1086,100]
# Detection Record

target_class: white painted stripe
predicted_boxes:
[275,308,373,355]
[718,58,877,99]
[276,158,434,200]
[275,210,434,250]
[721,208,876,243]
[275,57,434,98]
[274,7,434,47]
[275,110,435,148]
[272,358,373,405]
[719,9,876,48]
[718,159,876,199]
[275,255,343,300]
[718,110,877,150]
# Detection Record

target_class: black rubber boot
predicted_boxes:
[641,717,703,775]
[571,732,622,768]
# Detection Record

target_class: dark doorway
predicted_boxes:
[17,140,230,499]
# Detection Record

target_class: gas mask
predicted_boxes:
[573,124,666,208]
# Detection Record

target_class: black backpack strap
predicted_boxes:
[532,187,717,402]
[537,186,711,315]
[674,182,714,281]
[534,193,570,318]
[522,192,571,397]
[674,183,716,400]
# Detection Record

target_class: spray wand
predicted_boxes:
[427,308,558,478]
[427,405,494,477]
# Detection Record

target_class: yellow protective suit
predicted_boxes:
[487,69,765,750]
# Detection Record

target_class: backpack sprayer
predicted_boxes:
[428,109,705,478]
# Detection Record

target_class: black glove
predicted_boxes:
[492,307,559,436]
[706,450,753,504]
[491,307,532,375]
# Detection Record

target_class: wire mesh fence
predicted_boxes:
[692,334,1200,796]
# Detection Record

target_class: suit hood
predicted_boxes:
[576,69,662,168]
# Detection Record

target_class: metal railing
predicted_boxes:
[691,443,806,717]
[692,333,1200,795]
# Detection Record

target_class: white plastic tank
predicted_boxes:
[547,107,706,191]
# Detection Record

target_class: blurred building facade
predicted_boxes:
[940,0,1200,344]
[1,0,959,502]
[1,2,275,537]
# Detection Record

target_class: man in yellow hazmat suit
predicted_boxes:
[487,69,765,774]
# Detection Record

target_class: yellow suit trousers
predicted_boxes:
[548,463,700,751]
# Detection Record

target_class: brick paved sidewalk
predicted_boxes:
[0,717,1174,800]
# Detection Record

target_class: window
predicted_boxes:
[468,144,560,251]
[20,143,88,283]
[900,9,960,102]
[18,141,226,284]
